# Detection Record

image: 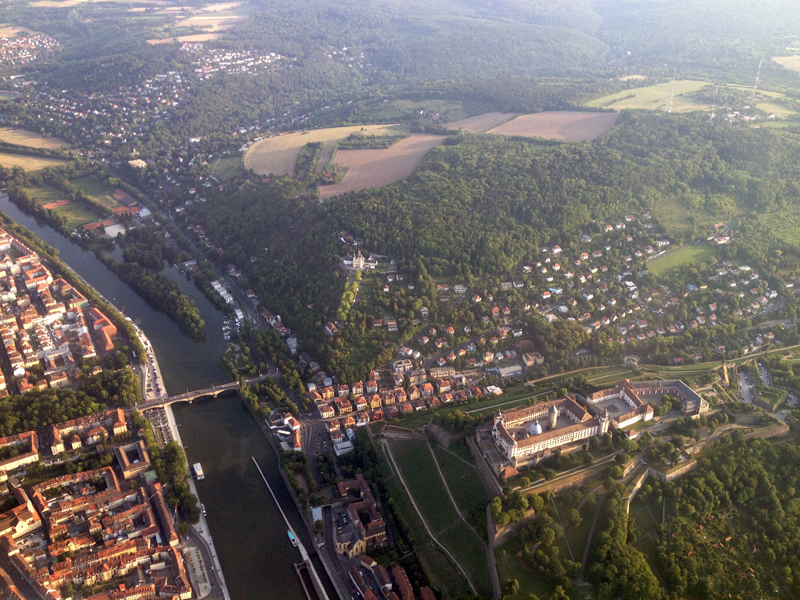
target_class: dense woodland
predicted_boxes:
[194,111,800,377]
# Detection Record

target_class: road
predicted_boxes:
[322,506,355,600]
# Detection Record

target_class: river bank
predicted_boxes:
[0,198,309,600]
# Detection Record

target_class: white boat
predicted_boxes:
[193,463,205,480]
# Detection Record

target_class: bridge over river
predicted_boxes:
[138,375,271,411]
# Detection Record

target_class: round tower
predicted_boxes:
[548,404,558,430]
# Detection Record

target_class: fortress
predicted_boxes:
[491,379,703,468]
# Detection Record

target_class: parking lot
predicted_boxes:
[737,368,754,403]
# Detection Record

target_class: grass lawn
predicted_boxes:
[0,153,68,171]
[24,184,103,227]
[647,242,719,276]
[71,176,120,210]
[23,184,63,205]
[561,500,595,563]
[494,536,554,599]
[585,80,710,112]
[755,385,785,409]
[211,156,243,181]
[52,203,101,228]
[624,419,657,433]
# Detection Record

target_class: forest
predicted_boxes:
[193,111,800,376]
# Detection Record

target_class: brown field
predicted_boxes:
[0,153,67,171]
[773,56,800,73]
[171,2,252,31]
[486,111,619,141]
[148,33,223,43]
[244,124,405,176]
[0,128,68,149]
[445,112,516,133]
[199,1,242,11]
[0,25,44,37]
[173,14,242,31]
[319,134,445,200]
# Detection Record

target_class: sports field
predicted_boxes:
[586,80,710,112]
[71,176,121,210]
[244,124,405,176]
[319,134,445,199]
[24,184,100,227]
[0,153,67,171]
[647,243,718,276]
[486,111,618,141]
[446,112,516,132]
[0,128,67,150]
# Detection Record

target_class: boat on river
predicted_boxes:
[288,530,297,547]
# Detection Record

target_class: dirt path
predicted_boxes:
[427,442,500,599]
[382,440,478,596]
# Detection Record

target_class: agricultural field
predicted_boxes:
[432,444,491,524]
[174,1,253,30]
[319,134,445,200]
[446,112,516,133]
[585,80,710,112]
[0,153,67,171]
[148,33,223,43]
[647,243,719,276]
[381,453,466,599]
[244,124,404,176]
[0,128,67,150]
[486,111,619,141]
[389,440,494,599]
[772,55,800,73]
[755,205,800,247]
[0,25,45,37]
[71,176,121,210]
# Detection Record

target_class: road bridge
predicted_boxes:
[138,375,270,411]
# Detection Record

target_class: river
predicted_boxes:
[0,198,320,600]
